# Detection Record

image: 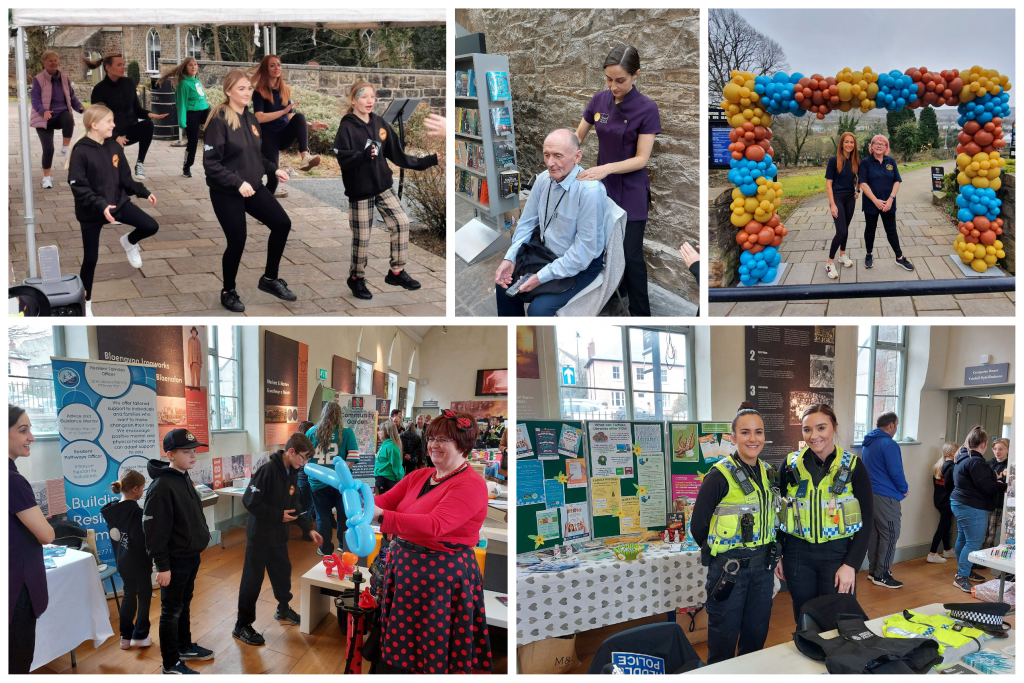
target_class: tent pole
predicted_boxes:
[177,27,183,144]
[264,26,271,57]
[16,26,38,279]
[272,26,277,55]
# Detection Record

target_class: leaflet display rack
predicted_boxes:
[454,52,520,264]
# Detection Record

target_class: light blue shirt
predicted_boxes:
[504,164,607,283]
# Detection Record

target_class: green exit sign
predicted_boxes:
[318,368,327,381]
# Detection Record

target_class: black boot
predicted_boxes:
[347,276,373,300]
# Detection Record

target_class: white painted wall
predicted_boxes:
[417,326,509,410]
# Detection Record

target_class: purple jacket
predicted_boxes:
[30,70,83,128]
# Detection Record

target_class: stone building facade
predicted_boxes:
[455,8,701,305]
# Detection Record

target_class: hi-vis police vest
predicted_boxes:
[883,609,987,662]
[779,447,863,543]
[707,455,776,556]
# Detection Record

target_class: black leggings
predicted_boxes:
[260,113,310,166]
[209,185,292,291]
[828,193,856,259]
[620,219,650,316]
[36,109,75,170]
[930,503,954,553]
[120,118,154,163]
[80,201,159,300]
[182,109,207,171]
[118,570,153,640]
[9,584,36,673]
[863,211,902,259]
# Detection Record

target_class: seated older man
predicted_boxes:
[494,129,607,316]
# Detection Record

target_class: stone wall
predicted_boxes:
[709,187,740,288]
[456,8,700,305]
[997,173,1015,274]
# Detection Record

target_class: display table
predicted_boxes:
[485,590,509,629]
[299,561,360,634]
[701,603,1016,673]
[214,486,247,548]
[969,547,1016,605]
[31,548,115,671]
[516,545,706,646]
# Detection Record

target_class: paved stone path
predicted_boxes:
[710,165,1014,317]
[8,103,445,317]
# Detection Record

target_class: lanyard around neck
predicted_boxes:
[541,173,573,243]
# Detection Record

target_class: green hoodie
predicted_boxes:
[374,438,404,482]
[176,75,210,129]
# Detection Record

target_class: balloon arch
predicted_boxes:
[721,66,1012,283]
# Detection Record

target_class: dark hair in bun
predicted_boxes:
[731,401,762,435]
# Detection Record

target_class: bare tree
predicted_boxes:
[708,9,789,104]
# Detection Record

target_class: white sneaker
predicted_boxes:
[120,233,143,268]
[134,162,145,179]
[41,175,53,189]
[838,253,853,267]
[84,300,93,317]
[826,262,839,279]
[130,636,152,647]
[927,553,947,564]
[942,549,957,559]
[120,638,131,650]
[61,145,70,157]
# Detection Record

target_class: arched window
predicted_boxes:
[185,30,201,60]
[146,29,161,73]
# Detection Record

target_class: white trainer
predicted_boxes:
[85,300,93,317]
[61,145,70,157]
[926,553,947,564]
[838,253,853,267]
[826,262,839,279]
[942,549,957,559]
[120,233,143,268]
[41,176,53,189]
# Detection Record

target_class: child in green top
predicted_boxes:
[305,402,360,556]
[157,57,210,178]
[374,420,405,494]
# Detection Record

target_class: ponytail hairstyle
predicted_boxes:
[205,70,250,132]
[110,469,146,494]
[343,80,376,117]
[82,51,122,71]
[731,400,763,436]
[250,55,289,106]
[933,442,958,479]
[157,56,199,88]
[83,104,113,134]
[314,401,344,455]
[603,44,641,76]
[9,404,27,429]
[966,425,988,450]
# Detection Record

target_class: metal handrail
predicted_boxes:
[709,277,1015,303]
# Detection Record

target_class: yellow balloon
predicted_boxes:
[731,212,753,228]
[984,254,998,266]
[972,259,989,273]
[972,177,990,189]
[994,240,1003,250]
[997,250,1006,258]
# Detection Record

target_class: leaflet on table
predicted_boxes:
[557,424,583,457]
[633,423,663,453]
[516,460,546,506]
[562,501,590,542]
[618,496,642,534]
[671,424,698,462]
[566,457,588,488]
[536,508,561,539]
[591,476,621,516]
[544,478,565,508]
[639,488,667,528]
[636,452,666,490]
[44,558,57,570]
[535,428,558,459]
[516,423,534,458]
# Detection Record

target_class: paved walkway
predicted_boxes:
[8,103,445,317]
[710,165,1014,317]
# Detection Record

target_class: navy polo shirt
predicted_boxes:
[252,88,290,133]
[859,155,902,214]
[825,156,858,195]
[582,86,662,222]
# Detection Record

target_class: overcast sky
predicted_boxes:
[737,10,1015,107]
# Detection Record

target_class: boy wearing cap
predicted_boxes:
[144,428,214,674]
[233,433,322,646]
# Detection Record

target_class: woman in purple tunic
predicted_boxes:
[9,405,54,673]
[576,45,662,316]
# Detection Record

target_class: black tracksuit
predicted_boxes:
[143,459,212,669]
[236,450,311,628]
[68,136,158,299]
[101,498,153,640]
[203,109,291,291]
[332,112,438,201]
[90,76,153,162]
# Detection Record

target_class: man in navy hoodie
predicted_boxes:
[861,412,908,589]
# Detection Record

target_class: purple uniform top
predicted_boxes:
[582,86,662,222]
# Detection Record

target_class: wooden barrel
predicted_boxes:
[149,77,178,140]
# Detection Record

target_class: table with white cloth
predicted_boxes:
[969,547,1016,606]
[30,548,115,671]
[700,603,1016,674]
[516,545,706,646]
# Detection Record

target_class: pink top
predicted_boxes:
[376,466,488,552]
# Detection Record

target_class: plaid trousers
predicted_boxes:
[348,188,410,279]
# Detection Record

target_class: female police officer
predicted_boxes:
[691,402,779,663]
[776,404,874,623]
[576,45,661,316]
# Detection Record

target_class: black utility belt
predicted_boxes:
[714,547,770,568]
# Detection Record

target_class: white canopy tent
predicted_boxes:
[11,9,445,277]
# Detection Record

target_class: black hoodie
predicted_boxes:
[203,107,278,195]
[90,75,150,138]
[143,459,211,572]
[68,136,151,223]
[332,112,438,201]
[242,449,312,546]
[100,497,151,577]
[952,447,1007,511]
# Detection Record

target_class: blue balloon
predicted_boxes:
[957,208,975,223]
[764,267,778,282]
[304,459,377,556]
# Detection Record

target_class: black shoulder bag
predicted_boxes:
[510,179,577,302]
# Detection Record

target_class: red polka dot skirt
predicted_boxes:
[379,545,493,674]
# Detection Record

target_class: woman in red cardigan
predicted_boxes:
[372,409,492,674]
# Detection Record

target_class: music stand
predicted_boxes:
[383,98,423,199]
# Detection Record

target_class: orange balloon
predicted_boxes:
[979,230,997,245]
[973,216,991,232]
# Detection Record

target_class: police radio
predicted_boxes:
[831,464,853,495]
[732,466,755,496]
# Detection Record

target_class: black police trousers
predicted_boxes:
[704,551,775,664]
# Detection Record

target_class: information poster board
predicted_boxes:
[745,326,836,463]
[264,331,309,447]
[515,420,588,551]
[588,421,669,540]
[667,422,723,545]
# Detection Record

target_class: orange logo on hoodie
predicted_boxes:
[112,154,119,168]
[379,127,387,141]
[251,124,260,137]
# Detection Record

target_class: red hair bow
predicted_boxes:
[441,409,474,431]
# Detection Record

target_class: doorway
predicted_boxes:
[945,385,1014,458]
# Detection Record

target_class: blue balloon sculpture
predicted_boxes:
[304,458,376,556]
[877,70,918,112]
